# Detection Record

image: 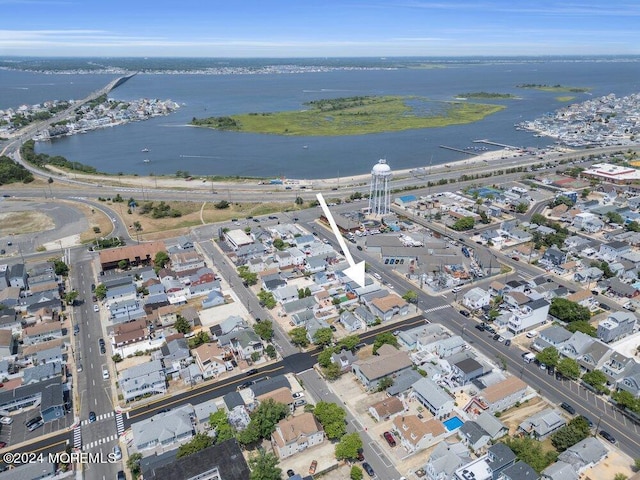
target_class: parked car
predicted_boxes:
[363,462,375,477]
[292,392,304,399]
[93,304,100,312]
[0,442,6,449]
[113,445,122,460]
[600,303,611,311]
[504,339,511,347]
[383,431,396,447]
[117,472,126,480]
[0,416,13,425]
[459,309,470,317]
[560,402,576,415]
[25,416,43,431]
[102,369,110,379]
[356,448,364,461]
[309,460,317,475]
[286,470,296,478]
[492,333,501,341]
[475,324,485,331]
[599,430,616,443]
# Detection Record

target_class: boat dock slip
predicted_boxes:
[439,145,476,155]
[473,139,518,149]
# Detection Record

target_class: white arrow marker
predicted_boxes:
[316,193,366,287]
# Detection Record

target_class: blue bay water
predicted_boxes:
[3,58,640,179]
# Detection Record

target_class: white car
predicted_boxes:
[526,330,538,339]
[292,392,304,399]
[93,304,99,312]
[102,369,110,380]
[0,416,13,425]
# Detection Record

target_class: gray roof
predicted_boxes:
[282,296,316,314]
[193,399,218,424]
[132,405,194,449]
[541,461,579,480]
[386,368,423,396]
[223,391,244,410]
[0,376,60,409]
[250,374,290,397]
[501,460,539,480]
[487,443,517,470]
[459,421,489,445]
[412,377,452,408]
[22,362,61,384]
[428,441,471,478]
[454,357,484,375]
[557,437,608,470]
[39,376,64,411]
[121,359,164,381]
[476,411,507,439]
[539,326,573,344]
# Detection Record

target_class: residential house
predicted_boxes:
[0,330,15,358]
[507,298,550,335]
[424,441,471,480]
[411,377,455,419]
[330,349,357,373]
[605,277,639,298]
[272,285,299,304]
[597,311,637,343]
[541,246,568,267]
[120,359,167,402]
[463,288,491,311]
[105,283,137,306]
[229,330,263,360]
[160,338,191,374]
[271,412,324,459]
[393,415,446,453]
[262,274,286,292]
[353,305,377,326]
[532,326,573,352]
[601,352,634,385]
[169,250,205,273]
[458,421,491,453]
[617,360,640,397]
[599,240,631,261]
[518,408,566,440]
[557,437,608,474]
[452,357,485,385]
[387,369,424,397]
[475,411,508,440]
[453,443,516,480]
[141,439,250,480]
[541,462,579,480]
[193,343,227,379]
[22,322,63,345]
[256,387,294,412]
[566,290,595,309]
[352,344,413,391]
[499,461,539,480]
[339,311,363,332]
[433,336,467,359]
[368,397,405,422]
[561,331,595,360]
[202,290,225,309]
[577,341,613,373]
[467,377,528,416]
[131,405,195,452]
[22,362,62,385]
[369,295,410,322]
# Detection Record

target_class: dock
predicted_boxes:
[439,145,476,156]
[473,139,518,149]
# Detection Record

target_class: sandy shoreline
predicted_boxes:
[44,147,530,191]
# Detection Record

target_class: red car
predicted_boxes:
[383,431,396,447]
[0,442,6,449]
[309,460,317,474]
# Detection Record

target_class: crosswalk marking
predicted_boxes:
[81,411,114,426]
[422,304,450,314]
[115,412,124,436]
[83,434,117,450]
[73,426,82,450]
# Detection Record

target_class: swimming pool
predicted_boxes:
[443,416,464,431]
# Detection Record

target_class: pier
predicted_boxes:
[439,145,476,156]
[473,139,518,149]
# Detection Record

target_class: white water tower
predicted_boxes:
[368,159,392,216]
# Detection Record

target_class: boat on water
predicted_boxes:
[141,148,149,153]
[143,159,150,163]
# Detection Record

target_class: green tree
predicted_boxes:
[551,416,590,452]
[350,466,364,480]
[611,390,640,414]
[531,213,547,226]
[451,216,475,231]
[372,332,398,354]
[265,344,277,359]
[335,433,363,461]
[606,211,624,225]
[187,331,211,349]
[402,290,418,304]
[295,196,304,205]
[64,290,79,306]
[565,320,597,337]
[314,401,347,440]
[627,221,640,232]
[503,437,558,473]
[582,370,609,394]
[515,202,528,213]
[237,265,258,286]
[257,289,276,309]
[318,348,336,368]
[250,399,289,440]
[214,200,230,209]
[154,250,170,269]
[323,362,342,380]
[118,259,129,270]
[337,334,361,352]
[536,347,559,368]
[254,320,274,341]
[174,315,191,334]
[313,327,333,346]
[273,238,286,250]
[95,283,107,300]
[613,474,628,480]
[53,259,69,276]
[176,433,213,458]
[549,298,591,323]
[248,450,282,480]
[127,452,142,479]
[209,410,235,444]
[634,458,640,472]
[377,377,394,392]
[557,357,580,380]
[289,327,309,347]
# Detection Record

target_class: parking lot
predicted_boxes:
[0,407,73,449]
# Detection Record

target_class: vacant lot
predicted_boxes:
[0,210,55,235]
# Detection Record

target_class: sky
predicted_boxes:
[2,0,640,58]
